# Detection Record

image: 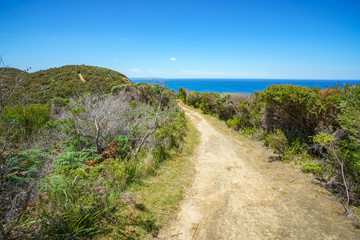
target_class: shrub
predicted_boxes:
[302,161,323,175]
[112,83,176,108]
[102,134,130,160]
[1,104,51,142]
[186,91,202,107]
[259,85,340,141]
[178,88,187,102]
[281,139,308,162]
[7,149,48,185]
[36,173,116,239]
[240,127,263,140]
[54,151,100,173]
[227,100,260,129]
[226,117,242,131]
[337,85,360,185]
[264,129,288,154]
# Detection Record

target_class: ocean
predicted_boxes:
[131,78,360,94]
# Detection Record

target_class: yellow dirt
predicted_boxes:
[78,73,86,82]
[159,105,359,240]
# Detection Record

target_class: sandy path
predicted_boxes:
[159,106,359,240]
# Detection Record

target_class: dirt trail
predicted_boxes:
[159,106,359,240]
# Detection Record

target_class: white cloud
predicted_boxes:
[146,69,158,73]
[170,57,177,61]
[131,68,142,73]
[181,70,233,76]
[180,70,271,78]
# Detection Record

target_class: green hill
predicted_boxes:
[1,67,29,88]
[5,65,132,104]
[1,67,28,78]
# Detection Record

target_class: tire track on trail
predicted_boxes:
[159,106,359,240]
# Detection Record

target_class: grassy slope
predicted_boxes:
[98,115,200,239]
[0,67,29,95]
[1,67,28,80]
[7,65,132,104]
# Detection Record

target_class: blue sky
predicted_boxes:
[1,0,360,79]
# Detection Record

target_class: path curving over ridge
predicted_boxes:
[159,105,359,240]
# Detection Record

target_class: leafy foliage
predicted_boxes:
[7,82,186,239]
[337,85,360,173]
[1,60,187,240]
[1,104,51,142]
[54,151,100,173]
[7,149,47,185]
[259,85,341,140]
[302,161,323,175]
[112,82,176,108]
[178,88,257,122]
[264,129,288,154]
[37,172,115,239]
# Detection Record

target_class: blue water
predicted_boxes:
[131,78,360,93]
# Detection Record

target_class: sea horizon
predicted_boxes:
[131,77,360,81]
[131,78,360,94]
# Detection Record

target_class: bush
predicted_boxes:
[259,85,340,140]
[264,129,288,154]
[337,85,360,185]
[226,117,242,130]
[179,88,257,123]
[112,83,176,108]
[36,173,116,239]
[7,149,48,185]
[54,151,101,174]
[302,161,323,175]
[281,139,308,162]
[0,104,51,142]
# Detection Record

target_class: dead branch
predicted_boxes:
[329,146,351,215]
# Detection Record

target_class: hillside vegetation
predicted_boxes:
[0,64,188,239]
[179,84,360,215]
[2,65,132,105]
